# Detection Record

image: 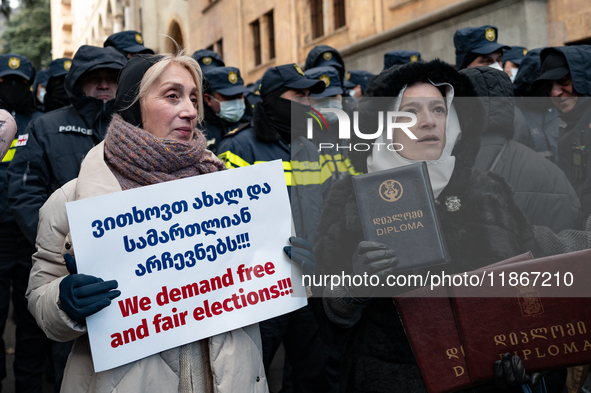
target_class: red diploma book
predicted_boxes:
[451,248,591,383]
[394,252,533,393]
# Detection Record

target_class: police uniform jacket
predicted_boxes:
[1,110,33,229]
[7,46,125,245]
[217,101,331,245]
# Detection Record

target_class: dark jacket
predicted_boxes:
[217,102,330,245]
[7,46,126,245]
[541,46,591,224]
[513,47,584,162]
[312,60,543,393]
[0,110,34,239]
[462,66,581,232]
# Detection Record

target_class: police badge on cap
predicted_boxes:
[323,52,333,61]
[202,57,212,65]
[294,64,305,76]
[8,57,20,69]
[485,28,495,42]
[228,71,238,84]
[64,60,72,71]
[135,33,143,44]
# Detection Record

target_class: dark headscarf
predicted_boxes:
[114,54,164,128]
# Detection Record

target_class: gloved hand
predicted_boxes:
[348,241,398,300]
[352,241,398,278]
[493,353,542,390]
[59,254,120,323]
[283,236,316,275]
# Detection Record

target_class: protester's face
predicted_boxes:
[546,75,578,113]
[280,88,311,105]
[80,68,118,102]
[204,91,244,114]
[142,63,199,142]
[395,83,447,161]
[468,50,503,68]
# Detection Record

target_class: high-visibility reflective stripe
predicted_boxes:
[218,151,329,186]
[319,153,351,175]
[218,151,251,169]
[1,139,17,162]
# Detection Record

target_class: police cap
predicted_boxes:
[343,70,374,92]
[503,46,528,66]
[304,45,345,81]
[383,50,421,71]
[304,66,343,98]
[191,49,225,72]
[454,26,510,69]
[204,66,249,96]
[260,64,325,97]
[104,31,154,55]
[47,58,73,80]
[0,54,35,82]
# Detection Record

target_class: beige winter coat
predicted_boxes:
[26,142,269,393]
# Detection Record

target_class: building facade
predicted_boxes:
[51,0,591,83]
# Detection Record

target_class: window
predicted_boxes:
[333,0,346,29]
[216,39,224,61]
[266,11,275,60]
[251,20,262,66]
[311,0,324,39]
[206,44,214,51]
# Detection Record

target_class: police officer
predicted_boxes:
[43,57,72,113]
[305,66,353,188]
[503,46,528,83]
[104,30,154,59]
[218,64,339,392]
[6,46,126,390]
[191,49,225,72]
[343,70,374,98]
[305,45,345,82]
[0,53,47,393]
[383,50,421,71]
[33,69,48,113]
[454,25,510,70]
[202,66,251,154]
[530,46,591,224]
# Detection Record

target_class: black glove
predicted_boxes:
[493,353,542,390]
[283,236,316,276]
[59,254,120,323]
[352,241,398,278]
[348,241,398,299]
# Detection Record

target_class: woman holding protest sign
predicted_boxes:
[25,49,314,393]
[311,60,566,392]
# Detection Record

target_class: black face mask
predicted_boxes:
[0,79,36,116]
[263,91,310,142]
[44,76,70,112]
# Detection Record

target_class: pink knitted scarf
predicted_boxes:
[104,114,225,190]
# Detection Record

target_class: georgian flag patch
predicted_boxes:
[16,133,28,147]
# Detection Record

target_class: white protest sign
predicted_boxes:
[66,160,306,372]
